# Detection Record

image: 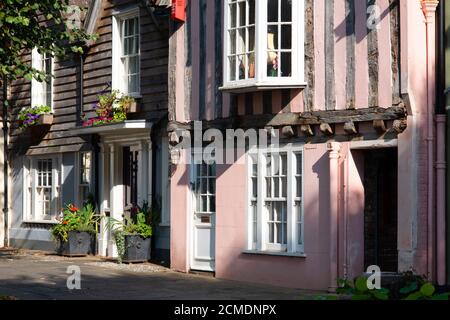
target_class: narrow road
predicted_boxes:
[0,249,320,300]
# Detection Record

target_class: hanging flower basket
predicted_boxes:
[18,105,53,130]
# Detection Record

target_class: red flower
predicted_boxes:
[63,221,68,225]
[69,205,79,212]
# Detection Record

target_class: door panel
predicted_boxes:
[191,162,216,272]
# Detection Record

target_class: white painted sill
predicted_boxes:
[220,82,307,94]
[243,250,307,258]
[22,220,59,225]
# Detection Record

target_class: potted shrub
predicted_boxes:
[18,105,53,129]
[108,201,158,263]
[51,203,100,257]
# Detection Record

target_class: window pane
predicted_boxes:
[281,154,287,175]
[129,74,139,94]
[296,176,302,198]
[201,178,207,194]
[238,1,246,27]
[273,178,279,197]
[201,195,208,212]
[229,30,236,54]
[281,177,287,197]
[248,53,255,79]
[230,3,236,28]
[209,196,216,213]
[281,0,292,22]
[296,153,302,174]
[229,56,236,81]
[276,223,282,244]
[249,0,255,25]
[252,177,257,197]
[133,35,139,54]
[269,223,274,243]
[268,0,278,23]
[129,56,139,74]
[267,25,278,50]
[208,178,215,194]
[281,25,292,49]
[209,163,216,177]
[237,28,245,54]
[248,26,255,52]
[281,52,291,77]
[272,154,280,175]
[238,55,246,80]
[265,177,271,197]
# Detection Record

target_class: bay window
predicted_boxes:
[223,0,305,92]
[23,156,61,222]
[247,145,304,254]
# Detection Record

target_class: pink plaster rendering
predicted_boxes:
[354,0,369,109]
[334,0,347,110]
[290,89,304,113]
[170,151,190,273]
[314,0,326,111]
[377,0,393,108]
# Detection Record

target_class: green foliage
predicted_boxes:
[0,0,96,81]
[336,276,390,301]
[107,201,159,263]
[18,105,51,129]
[331,273,450,301]
[50,203,100,243]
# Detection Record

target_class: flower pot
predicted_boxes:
[125,101,139,114]
[59,231,93,257]
[122,235,151,263]
[36,114,54,125]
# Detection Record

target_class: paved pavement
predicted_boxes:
[0,249,320,300]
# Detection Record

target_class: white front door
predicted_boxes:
[191,161,216,272]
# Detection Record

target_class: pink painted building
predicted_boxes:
[167,0,447,290]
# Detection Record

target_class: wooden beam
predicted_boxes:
[168,105,407,132]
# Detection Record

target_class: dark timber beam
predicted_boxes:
[167,105,408,132]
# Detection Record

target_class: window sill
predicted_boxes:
[220,82,307,94]
[22,220,59,225]
[243,250,307,258]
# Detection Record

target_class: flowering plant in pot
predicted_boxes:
[18,105,53,129]
[51,203,100,257]
[82,90,137,127]
[107,201,159,263]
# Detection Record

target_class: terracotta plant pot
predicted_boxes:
[37,113,54,125]
[125,101,139,114]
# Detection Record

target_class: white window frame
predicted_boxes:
[222,0,305,92]
[31,48,54,111]
[75,151,94,206]
[112,7,141,97]
[247,144,304,254]
[23,155,62,223]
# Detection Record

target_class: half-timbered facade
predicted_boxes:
[167,0,447,290]
[3,0,171,263]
